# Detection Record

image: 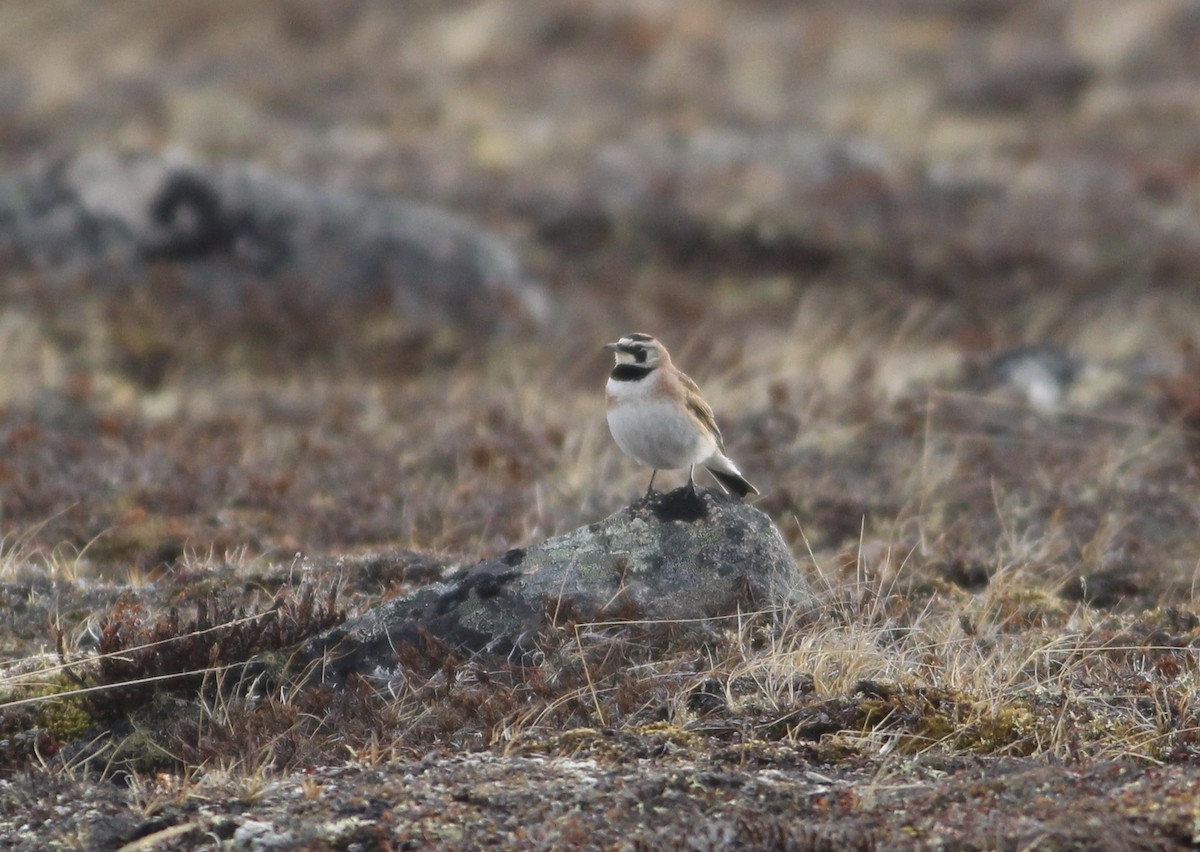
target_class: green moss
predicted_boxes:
[965,703,1041,755]
[856,687,1047,756]
[0,670,100,754]
[35,683,95,741]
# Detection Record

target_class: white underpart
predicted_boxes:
[607,398,716,470]
[606,371,724,471]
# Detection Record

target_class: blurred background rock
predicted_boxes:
[2,0,1197,331]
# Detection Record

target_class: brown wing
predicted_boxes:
[678,371,726,452]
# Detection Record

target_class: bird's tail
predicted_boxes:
[705,454,759,498]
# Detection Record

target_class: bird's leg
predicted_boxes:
[645,470,658,500]
[686,464,697,497]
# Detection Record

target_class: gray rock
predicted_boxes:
[231,819,296,852]
[0,149,549,333]
[291,488,814,685]
[985,344,1083,410]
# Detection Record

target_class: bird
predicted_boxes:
[605,332,759,499]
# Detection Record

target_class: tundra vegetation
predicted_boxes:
[2,1,1200,848]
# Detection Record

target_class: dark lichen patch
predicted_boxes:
[500,548,526,567]
[647,487,711,523]
[722,521,748,546]
[434,566,521,614]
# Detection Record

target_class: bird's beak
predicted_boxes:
[604,342,619,352]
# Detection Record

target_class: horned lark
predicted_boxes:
[605,333,759,499]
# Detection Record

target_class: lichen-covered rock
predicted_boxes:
[0,149,549,333]
[291,488,814,684]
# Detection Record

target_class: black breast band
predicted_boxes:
[611,364,654,382]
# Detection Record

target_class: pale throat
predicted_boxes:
[606,367,661,401]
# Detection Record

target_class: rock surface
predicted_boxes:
[0,149,549,333]
[290,488,814,684]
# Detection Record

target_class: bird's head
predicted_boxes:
[605,333,668,369]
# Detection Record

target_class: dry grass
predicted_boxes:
[0,268,1198,843]
[3,283,1200,778]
